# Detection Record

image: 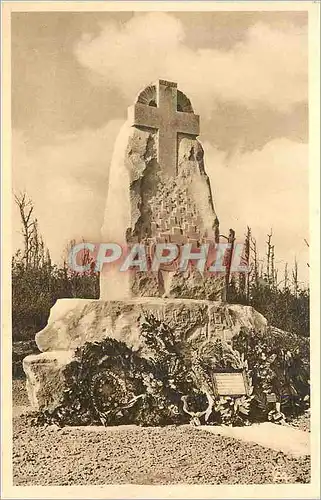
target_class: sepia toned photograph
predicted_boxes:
[1,1,320,498]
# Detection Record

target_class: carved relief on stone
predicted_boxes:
[100,80,221,300]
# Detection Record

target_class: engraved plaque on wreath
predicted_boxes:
[213,371,248,397]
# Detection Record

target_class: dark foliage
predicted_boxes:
[227,229,309,338]
[30,314,309,428]
[12,340,39,378]
[12,258,99,342]
[232,327,310,419]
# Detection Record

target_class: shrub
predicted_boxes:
[30,319,310,428]
[232,326,310,419]
[12,340,39,378]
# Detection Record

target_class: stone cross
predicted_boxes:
[127,79,200,176]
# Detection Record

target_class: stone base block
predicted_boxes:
[35,298,267,353]
[23,351,74,411]
[23,298,268,412]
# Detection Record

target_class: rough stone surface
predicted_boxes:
[26,297,267,411]
[35,297,267,353]
[23,351,74,410]
[13,416,311,485]
[100,79,221,301]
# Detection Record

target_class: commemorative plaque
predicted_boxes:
[213,371,248,396]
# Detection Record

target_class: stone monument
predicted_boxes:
[100,79,221,300]
[23,80,267,411]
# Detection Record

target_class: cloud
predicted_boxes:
[204,138,309,282]
[74,12,307,114]
[12,120,123,261]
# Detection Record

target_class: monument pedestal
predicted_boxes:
[24,297,267,410]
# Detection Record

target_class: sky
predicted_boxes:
[12,10,309,283]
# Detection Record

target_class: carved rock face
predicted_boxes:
[25,297,268,412]
[35,298,268,353]
[100,127,221,300]
[100,80,221,300]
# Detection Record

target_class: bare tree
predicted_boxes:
[266,230,273,285]
[292,258,299,298]
[284,262,289,291]
[14,192,46,268]
[242,226,250,301]
[250,236,259,287]
[271,244,275,288]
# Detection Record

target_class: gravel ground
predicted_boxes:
[13,415,310,485]
[12,381,310,486]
